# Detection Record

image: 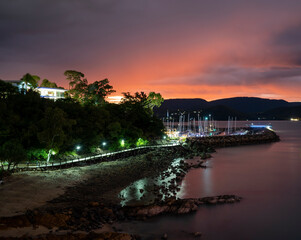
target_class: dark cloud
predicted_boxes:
[153,65,301,87]
[273,24,301,47]
[271,23,301,66]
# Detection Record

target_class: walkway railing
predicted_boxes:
[11,143,180,172]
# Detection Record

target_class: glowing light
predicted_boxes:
[249,124,273,131]
[102,142,107,146]
[107,96,123,103]
[290,118,299,121]
[76,145,81,150]
[120,139,125,147]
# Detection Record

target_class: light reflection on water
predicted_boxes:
[119,158,184,206]
[115,121,301,240]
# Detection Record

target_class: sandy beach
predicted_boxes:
[0,167,93,217]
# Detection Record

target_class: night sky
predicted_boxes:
[1,0,301,101]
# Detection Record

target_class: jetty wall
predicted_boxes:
[186,129,280,148]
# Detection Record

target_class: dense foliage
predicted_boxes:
[0,76,164,170]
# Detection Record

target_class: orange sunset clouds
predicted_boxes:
[1,0,301,101]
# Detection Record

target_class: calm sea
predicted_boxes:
[116,121,301,240]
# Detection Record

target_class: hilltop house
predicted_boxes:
[3,80,67,101]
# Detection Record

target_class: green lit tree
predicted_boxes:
[84,79,115,105]
[146,92,164,110]
[122,91,164,113]
[64,70,115,105]
[38,107,75,163]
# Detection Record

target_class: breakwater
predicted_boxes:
[186,129,280,148]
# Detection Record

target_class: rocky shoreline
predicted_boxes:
[0,131,279,239]
[0,195,241,240]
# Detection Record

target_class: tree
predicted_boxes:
[20,73,40,92]
[64,70,115,105]
[122,92,148,105]
[0,80,19,98]
[69,78,88,103]
[146,92,164,110]
[64,70,88,102]
[84,79,115,105]
[121,91,164,112]
[40,79,58,88]
[37,107,75,163]
[64,70,85,90]
[0,140,26,171]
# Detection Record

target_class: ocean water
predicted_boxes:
[115,121,301,240]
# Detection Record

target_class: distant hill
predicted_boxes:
[209,97,290,113]
[157,98,208,113]
[201,105,249,120]
[259,105,301,120]
[154,97,301,120]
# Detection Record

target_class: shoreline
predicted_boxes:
[0,131,279,239]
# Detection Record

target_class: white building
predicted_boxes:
[3,80,67,100]
[37,87,66,100]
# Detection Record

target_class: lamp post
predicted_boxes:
[121,139,125,148]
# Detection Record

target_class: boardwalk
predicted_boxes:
[10,143,180,172]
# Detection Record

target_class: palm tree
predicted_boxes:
[20,73,40,93]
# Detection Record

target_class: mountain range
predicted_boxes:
[154,97,301,120]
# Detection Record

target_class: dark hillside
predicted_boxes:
[209,97,289,113]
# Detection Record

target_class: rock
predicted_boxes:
[208,199,217,204]
[226,198,236,203]
[35,213,70,228]
[98,207,115,220]
[194,231,202,237]
[178,200,198,214]
[162,233,168,239]
[89,201,99,207]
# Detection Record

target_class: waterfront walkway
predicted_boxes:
[5,129,280,173]
[10,143,180,172]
